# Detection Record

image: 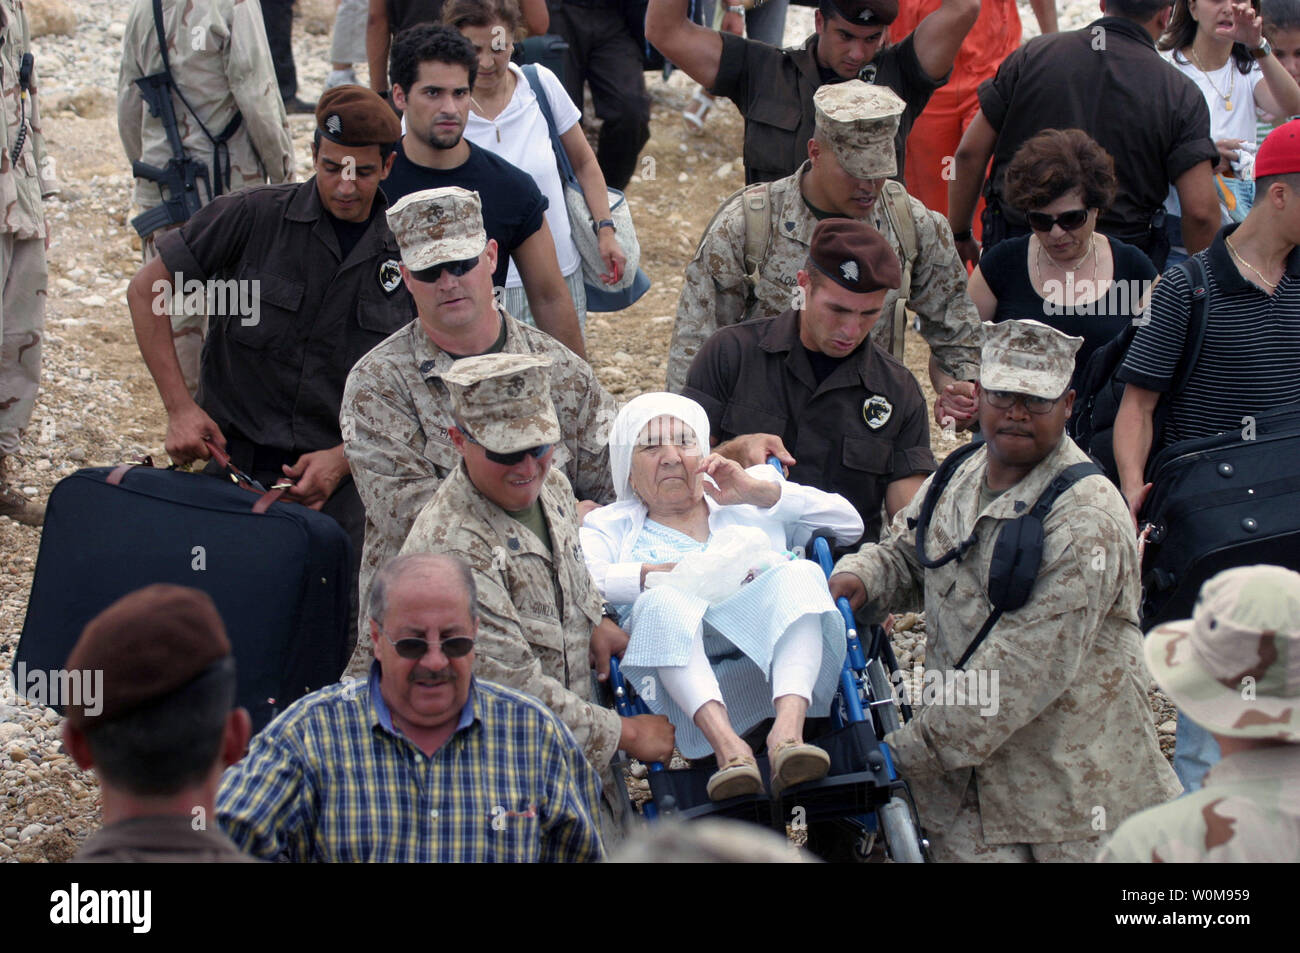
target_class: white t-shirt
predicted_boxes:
[1162,49,1264,220]
[464,62,583,286]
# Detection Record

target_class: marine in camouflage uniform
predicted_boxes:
[1100,565,1300,863]
[398,353,624,774]
[118,0,295,394]
[831,319,1179,861]
[666,81,980,397]
[0,0,55,525]
[342,186,616,671]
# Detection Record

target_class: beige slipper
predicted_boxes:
[770,740,830,794]
[706,755,763,801]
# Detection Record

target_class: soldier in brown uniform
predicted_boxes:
[0,0,55,526]
[645,0,978,184]
[64,585,255,863]
[683,219,937,543]
[399,353,676,783]
[667,81,981,429]
[127,86,412,644]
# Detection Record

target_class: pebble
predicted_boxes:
[0,724,23,745]
[18,823,43,841]
[78,295,107,308]
[0,843,11,857]
[6,747,27,763]
[1158,719,1177,735]
[714,162,733,179]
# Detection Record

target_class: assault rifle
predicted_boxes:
[129,71,212,238]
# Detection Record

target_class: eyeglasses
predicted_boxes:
[1025,208,1090,233]
[380,628,476,661]
[409,256,480,282]
[983,389,1064,415]
[459,425,553,466]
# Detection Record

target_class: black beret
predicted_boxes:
[316,85,402,147]
[819,0,898,27]
[807,218,901,294]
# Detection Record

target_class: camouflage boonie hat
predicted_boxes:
[444,353,561,454]
[1145,565,1300,742]
[386,186,487,271]
[980,319,1081,399]
[813,81,903,180]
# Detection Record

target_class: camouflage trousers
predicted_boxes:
[144,225,205,397]
[925,777,1104,863]
[0,234,47,457]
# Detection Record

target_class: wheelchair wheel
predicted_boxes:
[879,796,925,863]
[866,657,903,735]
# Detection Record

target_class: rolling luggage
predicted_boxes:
[1139,402,1300,629]
[13,461,352,732]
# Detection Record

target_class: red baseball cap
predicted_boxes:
[1255,118,1300,178]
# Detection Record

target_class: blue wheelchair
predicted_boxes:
[608,521,928,863]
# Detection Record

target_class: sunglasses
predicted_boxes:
[1025,208,1090,233]
[459,426,553,466]
[984,389,1064,415]
[410,256,480,282]
[381,629,476,660]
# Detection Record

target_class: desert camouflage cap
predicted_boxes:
[814,81,903,180]
[1145,565,1300,742]
[980,319,1080,399]
[444,353,561,453]
[386,186,488,271]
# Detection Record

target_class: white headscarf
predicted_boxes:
[609,393,712,503]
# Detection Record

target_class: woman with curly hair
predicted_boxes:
[967,129,1158,394]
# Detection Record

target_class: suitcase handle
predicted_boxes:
[202,439,293,514]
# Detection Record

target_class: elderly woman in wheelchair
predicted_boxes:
[581,394,863,801]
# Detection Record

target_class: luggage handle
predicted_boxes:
[106,455,156,486]
[202,439,292,514]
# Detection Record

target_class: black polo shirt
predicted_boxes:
[682,309,936,543]
[1117,224,1300,449]
[978,16,1217,244]
[157,180,415,457]
[710,31,943,185]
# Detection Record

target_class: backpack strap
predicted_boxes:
[1170,255,1209,397]
[878,179,917,362]
[953,459,1102,670]
[741,183,773,287]
[910,440,984,569]
[523,64,579,187]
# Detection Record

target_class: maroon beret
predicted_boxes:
[820,0,898,27]
[64,585,232,731]
[316,85,402,147]
[807,218,901,294]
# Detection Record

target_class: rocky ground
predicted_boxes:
[1,0,1175,863]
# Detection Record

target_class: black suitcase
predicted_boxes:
[1139,402,1300,629]
[13,464,352,732]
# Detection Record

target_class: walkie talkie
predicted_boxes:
[10,53,34,166]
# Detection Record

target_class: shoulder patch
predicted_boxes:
[863,394,893,430]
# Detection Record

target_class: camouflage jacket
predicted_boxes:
[1098,746,1300,862]
[834,435,1180,844]
[341,311,617,643]
[0,0,53,238]
[399,463,622,771]
[666,161,981,393]
[117,0,294,215]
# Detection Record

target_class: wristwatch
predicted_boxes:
[601,602,620,621]
[1251,37,1273,59]
[593,219,615,234]
[952,228,973,242]
[727,4,746,15]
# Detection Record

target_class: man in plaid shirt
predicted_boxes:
[216,552,605,862]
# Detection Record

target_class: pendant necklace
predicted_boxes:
[1189,45,1235,111]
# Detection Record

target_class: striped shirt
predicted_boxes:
[1116,224,1300,449]
[216,668,605,863]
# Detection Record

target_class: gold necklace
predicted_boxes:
[1032,233,1098,302]
[1189,45,1235,111]
[1225,235,1279,291]
[470,73,514,143]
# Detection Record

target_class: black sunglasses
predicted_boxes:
[1025,208,1090,233]
[459,426,553,466]
[409,256,480,282]
[381,629,476,660]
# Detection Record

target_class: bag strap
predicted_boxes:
[953,460,1102,670]
[740,183,772,291]
[523,64,579,190]
[1170,255,1209,397]
[878,180,917,362]
[910,440,983,569]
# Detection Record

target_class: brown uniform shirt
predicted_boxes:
[710,31,942,185]
[682,308,936,542]
[75,816,259,863]
[156,179,415,456]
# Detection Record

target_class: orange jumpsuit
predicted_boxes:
[892,0,1023,239]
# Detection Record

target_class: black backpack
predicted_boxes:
[1069,256,1209,483]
